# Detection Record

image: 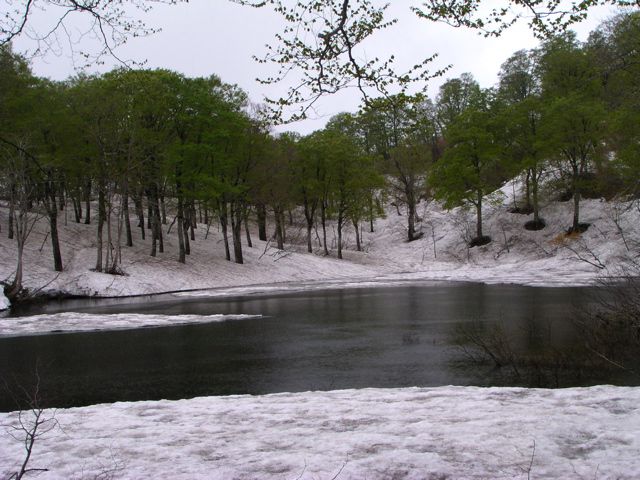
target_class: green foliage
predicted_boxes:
[431,87,506,240]
[432,96,502,209]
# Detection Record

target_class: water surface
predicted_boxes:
[0,282,625,411]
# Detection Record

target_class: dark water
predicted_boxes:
[0,282,630,411]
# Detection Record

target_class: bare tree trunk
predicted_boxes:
[183,217,191,255]
[306,223,313,253]
[58,181,65,211]
[116,193,124,267]
[84,179,91,225]
[571,161,581,232]
[7,201,30,299]
[177,194,185,264]
[368,194,375,233]
[337,212,344,260]
[133,192,145,241]
[303,197,316,254]
[43,172,63,272]
[96,184,105,271]
[148,187,159,257]
[219,200,231,261]
[532,169,541,225]
[257,203,267,241]
[407,199,416,242]
[280,210,287,243]
[353,218,361,252]
[154,188,163,253]
[105,188,113,272]
[72,196,81,223]
[189,200,196,241]
[123,190,133,247]
[8,183,15,239]
[573,190,581,231]
[476,189,484,239]
[6,160,36,300]
[49,210,63,272]
[243,206,253,248]
[525,168,532,210]
[160,193,167,225]
[321,200,329,256]
[7,238,24,300]
[147,202,152,229]
[273,205,284,250]
[231,201,244,264]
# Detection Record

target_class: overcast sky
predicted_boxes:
[12,1,619,134]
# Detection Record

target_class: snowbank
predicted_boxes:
[1,385,638,479]
[0,312,260,337]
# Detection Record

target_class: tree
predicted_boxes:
[495,48,547,229]
[435,73,482,134]
[322,115,377,259]
[2,144,40,301]
[358,94,435,242]
[588,12,640,198]
[297,132,328,253]
[0,45,59,298]
[539,34,607,233]
[68,72,135,273]
[0,44,37,241]
[431,87,504,246]
[166,74,245,264]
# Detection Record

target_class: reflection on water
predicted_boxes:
[0,282,631,411]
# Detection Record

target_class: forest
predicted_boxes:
[1,11,639,302]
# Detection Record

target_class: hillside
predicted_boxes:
[1,178,638,311]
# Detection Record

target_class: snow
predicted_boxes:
[0,312,260,337]
[1,179,638,309]
[1,385,639,479]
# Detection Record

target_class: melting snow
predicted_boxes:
[0,313,260,337]
[1,386,639,479]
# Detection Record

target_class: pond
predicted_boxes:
[0,282,632,411]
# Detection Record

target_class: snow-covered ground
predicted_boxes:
[1,385,639,480]
[1,178,638,312]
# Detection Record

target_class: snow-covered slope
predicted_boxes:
[1,179,637,307]
[1,385,638,480]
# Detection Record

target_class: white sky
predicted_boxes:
[12,1,620,135]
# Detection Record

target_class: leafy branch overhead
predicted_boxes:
[232,0,447,122]
[235,0,637,121]
[0,0,187,67]
[412,0,639,38]
[2,1,637,118]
